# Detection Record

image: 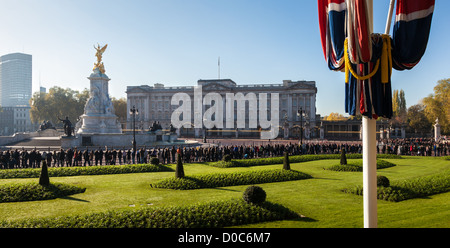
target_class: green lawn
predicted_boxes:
[0,156,448,228]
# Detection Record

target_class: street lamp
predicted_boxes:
[130,105,139,152]
[203,117,207,143]
[297,107,308,147]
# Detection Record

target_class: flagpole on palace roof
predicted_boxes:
[218,56,221,79]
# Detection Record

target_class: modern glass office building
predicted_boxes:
[0,53,32,107]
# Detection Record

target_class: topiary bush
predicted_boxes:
[150,157,160,166]
[39,161,50,186]
[175,153,184,178]
[223,154,232,162]
[377,175,390,187]
[283,152,290,170]
[340,148,347,165]
[243,185,266,205]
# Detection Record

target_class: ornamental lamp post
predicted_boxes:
[203,117,207,143]
[297,107,308,147]
[130,105,139,152]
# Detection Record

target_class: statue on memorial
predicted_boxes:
[93,44,108,74]
[85,87,101,114]
[38,120,56,131]
[169,123,176,133]
[150,121,162,132]
[58,116,73,137]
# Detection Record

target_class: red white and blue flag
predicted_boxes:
[392,0,435,70]
[318,0,434,119]
[318,0,347,71]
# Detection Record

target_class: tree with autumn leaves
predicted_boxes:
[421,79,449,134]
[29,86,127,127]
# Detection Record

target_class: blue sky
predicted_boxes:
[0,0,448,116]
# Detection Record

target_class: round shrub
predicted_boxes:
[150,157,160,166]
[377,175,390,187]
[223,154,232,162]
[243,185,266,204]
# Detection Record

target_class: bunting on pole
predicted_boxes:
[392,0,435,70]
[318,0,434,119]
[318,0,347,71]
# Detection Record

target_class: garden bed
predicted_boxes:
[0,182,86,203]
[212,154,402,168]
[0,198,301,228]
[325,159,396,172]
[0,163,173,179]
[152,169,312,190]
[342,171,450,202]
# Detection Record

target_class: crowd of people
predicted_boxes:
[0,138,448,170]
[377,137,449,156]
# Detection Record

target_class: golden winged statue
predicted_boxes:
[93,43,108,74]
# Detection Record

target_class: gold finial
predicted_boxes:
[93,43,108,73]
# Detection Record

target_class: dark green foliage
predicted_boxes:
[211,154,402,168]
[153,169,312,190]
[340,149,347,165]
[39,161,50,186]
[326,159,396,172]
[377,175,390,187]
[223,154,232,162]
[0,183,86,203]
[342,171,450,202]
[283,152,290,170]
[150,157,159,166]
[243,186,267,204]
[0,163,172,179]
[175,153,184,178]
[0,199,300,228]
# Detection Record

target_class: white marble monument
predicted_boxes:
[76,44,122,134]
[434,118,441,142]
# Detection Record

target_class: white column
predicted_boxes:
[363,116,377,228]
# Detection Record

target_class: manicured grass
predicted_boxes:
[0,156,448,227]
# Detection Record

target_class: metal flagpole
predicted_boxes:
[362,116,377,228]
[362,0,377,229]
[385,0,396,35]
[362,0,396,229]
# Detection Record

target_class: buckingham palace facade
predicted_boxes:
[126,79,318,139]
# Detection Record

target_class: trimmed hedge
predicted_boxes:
[0,163,173,179]
[0,182,86,203]
[325,159,396,172]
[152,169,312,190]
[342,171,450,202]
[0,199,300,228]
[211,154,402,168]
